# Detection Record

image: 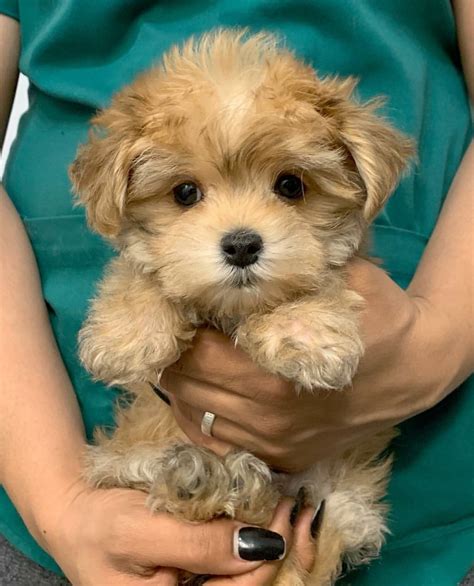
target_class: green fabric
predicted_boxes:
[0,0,17,20]
[1,0,472,582]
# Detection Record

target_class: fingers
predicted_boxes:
[169,329,259,381]
[171,395,236,457]
[206,502,317,585]
[164,329,294,401]
[163,368,276,454]
[171,393,270,453]
[170,394,299,469]
[204,498,295,586]
[166,376,253,432]
[162,371,286,447]
[292,506,317,573]
[205,499,317,586]
[121,506,286,576]
[246,503,316,586]
[162,368,257,413]
[107,496,317,586]
[160,369,249,437]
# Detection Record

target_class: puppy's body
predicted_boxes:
[71,30,413,585]
[88,380,395,585]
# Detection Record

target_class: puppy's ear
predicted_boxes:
[316,77,415,221]
[69,111,138,237]
[339,99,415,221]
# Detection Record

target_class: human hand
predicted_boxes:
[192,499,316,586]
[162,258,458,472]
[42,481,315,585]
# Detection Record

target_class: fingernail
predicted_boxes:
[290,487,306,527]
[234,527,286,561]
[310,500,326,540]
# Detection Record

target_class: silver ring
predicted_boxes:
[201,411,216,437]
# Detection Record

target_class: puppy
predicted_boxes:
[70,30,413,585]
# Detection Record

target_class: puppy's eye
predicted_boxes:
[173,182,203,206]
[274,174,305,200]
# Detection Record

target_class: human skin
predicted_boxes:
[163,0,474,471]
[0,14,314,586]
[0,1,472,584]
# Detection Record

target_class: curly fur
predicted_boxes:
[71,29,414,585]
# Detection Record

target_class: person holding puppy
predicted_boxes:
[1,1,473,585]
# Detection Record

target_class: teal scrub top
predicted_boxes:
[1,1,472,583]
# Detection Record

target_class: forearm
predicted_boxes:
[408,0,474,394]
[0,186,87,547]
[407,140,474,396]
[0,15,19,144]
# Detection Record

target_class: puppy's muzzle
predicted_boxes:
[221,229,263,268]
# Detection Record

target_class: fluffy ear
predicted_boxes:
[69,112,138,237]
[315,77,415,221]
[339,100,415,221]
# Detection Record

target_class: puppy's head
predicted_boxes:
[70,30,414,316]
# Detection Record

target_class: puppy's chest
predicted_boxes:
[185,308,241,337]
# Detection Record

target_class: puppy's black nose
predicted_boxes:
[221,229,263,268]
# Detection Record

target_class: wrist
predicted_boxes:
[3,446,87,552]
[407,293,472,409]
[31,475,89,553]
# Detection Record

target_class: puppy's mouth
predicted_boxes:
[229,267,259,289]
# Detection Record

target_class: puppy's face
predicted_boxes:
[71,31,413,316]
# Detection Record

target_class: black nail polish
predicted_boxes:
[310,500,326,540]
[290,487,306,527]
[235,527,286,561]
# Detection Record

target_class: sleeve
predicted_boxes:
[0,0,18,20]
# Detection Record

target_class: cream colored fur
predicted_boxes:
[70,30,413,585]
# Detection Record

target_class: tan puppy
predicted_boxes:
[70,30,413,585]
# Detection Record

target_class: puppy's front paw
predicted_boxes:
[225,451,279,526]
[148,444,232,522]
[79,320,189,386]
[236,296,364,391]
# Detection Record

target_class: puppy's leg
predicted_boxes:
[310,430,395,571]
[79,255,195,387]
[84,391,181,489]
[236,289,363,391]
[224,451,280,526]
[85,391,234,522]
[87,442,233,522]
[257,497,343,586]
[87,443,232,521]
[147,443,233,521]
[275,430,396,585]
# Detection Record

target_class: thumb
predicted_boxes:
[123,507,287,576]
